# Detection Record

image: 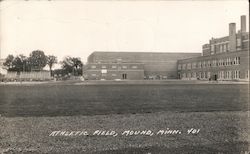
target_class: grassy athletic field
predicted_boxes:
[0,81,249,153]
[0,82,248,116]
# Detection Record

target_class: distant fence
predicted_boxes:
[3,71,51,81]
[4,72,17,80]
[20,72,51,80]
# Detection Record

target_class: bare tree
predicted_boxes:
[46,55,57,76]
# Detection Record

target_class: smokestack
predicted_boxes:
[241,15,246,33]
[229,23,236,36]
[229,23,236,52]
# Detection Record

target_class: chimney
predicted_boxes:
[229,23,236,36]
[229,23,236,52]
[241,15,246,33]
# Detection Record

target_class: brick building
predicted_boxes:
[177,15,249,81]
[84,52,200,80]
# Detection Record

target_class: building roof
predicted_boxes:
[92,51,201,54]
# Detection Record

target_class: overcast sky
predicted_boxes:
[0,0,248,63]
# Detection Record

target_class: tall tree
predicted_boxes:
[71,57,83,76]
[12,56,23,72]
[4,54,30,72]
[61,56,83,76]
[16,54,29,72]
[46,55,57,76]
[3,54,14,71]
[61,56,73,75]
[19,54,30,72]
[29,50,47,71]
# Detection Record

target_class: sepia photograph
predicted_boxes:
[0,0,249,153]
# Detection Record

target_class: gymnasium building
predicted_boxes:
[177,15,249,81]
[84,52,200,80]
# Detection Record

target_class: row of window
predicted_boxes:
[91,73,118,77]
[218,70,240,79]
[181,70,249,79]
[178,57,241,70]
[90,65,138,69]
[205,37,248,55]
[211,43,229,54]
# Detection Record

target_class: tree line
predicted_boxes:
[3,50,83,76]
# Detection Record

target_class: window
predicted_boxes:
[178,64,182,70]
[223,44,227,52]
[226,71,231,79]
[101,65,107,69]
[182,64,186,70]
[235,57,240,65]
[233,57,236,65]
[211,45,215,54]
[199,72,202,78]
[111,65,117,69]
[207,72,211,78]
[182,73,186,78]
[237,38,241,47]
[111,74,116,76]
[207,61,211,67]
[229,71,232,79]
[220,45,223,52]
[203,72,206,78]
[91,74,96,76]
[122,73,127,79]
[220,71,224,79]
[122,66,127,69]
[200,72,204,78]
[91,65,96,69]
[192,72,197,78]
[132,66,138,69]
[192,62,196,69]
[213,60,217,67]
[101,69,107,73]
[198,62,201,68]
[234,70,240,79]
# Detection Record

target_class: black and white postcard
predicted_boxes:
[0,0,249,153]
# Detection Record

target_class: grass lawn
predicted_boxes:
[0,82,249,153]
[0,83,248,116]
[0,111,249,153]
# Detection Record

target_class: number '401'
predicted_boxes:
[187,128,200,134]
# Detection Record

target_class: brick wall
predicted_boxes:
[87,52,201,79]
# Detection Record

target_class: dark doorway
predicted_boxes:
[178,73,181,79]
[214,74,217,81]
[122,74,127,79]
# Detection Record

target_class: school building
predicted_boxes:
[84,15,249,81]
[177,15,249,81]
